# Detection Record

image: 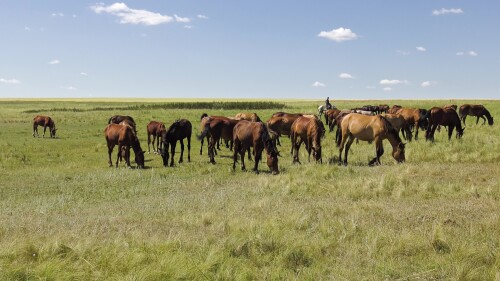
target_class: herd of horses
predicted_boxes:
[31,103,493,174]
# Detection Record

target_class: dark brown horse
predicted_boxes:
[109,115,136,132]
[32,115,57,138]
[104,123,145,168]
[266,112,303,147]
[324,109,341,131]
[232,120,279,175]
[338,114,405,166]
[198,116,240,164]
[426,107,464,141]
[146,121,166,154]
[290,116,325,164]
[161,119,192,167]
[459,104,494,126]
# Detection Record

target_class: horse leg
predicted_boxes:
[42,125,47,138]
[253,145,262,173]
[187,136,191,162]
[124,146,131,168]
[147,133,151,153]
[240,145,247,171]
[405,126,413,142]
[414,122,419,140]
[208,138,216,164]
[232,139,240,170]
[116,145,122,168]
[480,116,486,125]
[178,139,184,163]
[170,141,176,167]
[247,147,252,161]
[476,116,480,125]
[33,124,38,137]
[430,125,438,142]
[307,137,313,162]
[107,144,114,167]
[200,137,204,155]
[293,139,302,164]
[369,139,384,166]
[447,126,453,140]
[343,136,355,166]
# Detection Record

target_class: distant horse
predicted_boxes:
[425,107,464,141]
[232,120,279,175]
[109,115,136,132]
[324,109,341,132]
[443,104,457,110]
[235,112,261,122]
[459,104,494,126]
[198,116,240,164]
[146,121,166,154]
[161,119,192,167]
[397,108,424,141]
[381,113,405,136]
[338,114,405,166]
[387,105,402,114]
[378,104,390,114]
[32,115,57,138]
[267,112,303,148]
[318,104,337,118]
[104,123,145,168]
[290,116,325,164]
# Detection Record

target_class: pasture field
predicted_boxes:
[0,99,499,280]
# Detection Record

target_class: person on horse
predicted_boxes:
[325,97,332,110]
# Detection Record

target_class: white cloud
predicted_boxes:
[62,86,77,91]
[339,73,353,79]
[416,46,426,52]
[432,8,464,16]
[24,26,31,31]
[91,3,175,26]
[49,59,60,65]
[421,81,437,87]
[184,25,193,29]
[383,87,392,91]
[197,14,208,20]
[174,14,190,23]
[0,78,21,84]
[312,81,326,87]
[456,51,464,56]
[468,51,478,56]
[379,79,408,85]
[318,27,358,42]
[51,12,64,17]
[80,72,88,76]
[456,50,478,56]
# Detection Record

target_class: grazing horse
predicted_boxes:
[198,116,240,164]
[232,120,279,175]
[109,115,136,132]
[235,112,261,122]
[338,114,405,166]
[397,108,424,141]
[104,123,145,168]
[290,116,325,164]
[324,109,341,132]
[161,119,192,167]
[378,104,390,114]
[32,115,57,138]
[459,104,494,126]
[266,113,303,148]
[146,121,166,154]
[426,107,465,141]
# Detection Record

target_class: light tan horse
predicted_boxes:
[290,116,325,164]
[235,112,261,122]
[338,114,405,166]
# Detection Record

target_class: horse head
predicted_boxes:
[264,139,279,175]
[392,142,406,163]
[51,127,57,138]
[456,127,465,139]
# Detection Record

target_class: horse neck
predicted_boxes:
[385,130,401,152]
[484,110,493,123]
[131,138,142,152]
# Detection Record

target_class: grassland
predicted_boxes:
[0,99,499,280]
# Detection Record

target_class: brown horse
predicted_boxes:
[33,115,57,138]
[290,116,325,164]
[266,112,303,147]
[387,105,402,114]
[459,104,494,126]
[381,113,405,136]
[235,112,261,122]
[397,108,424,141]
[334,110,353,146]
[104,123,145,168]
[426,107,464,141]
[161,119,192,167]
[378,104,390,114]
[443,104,457,110]
[232,120,279,175]
[109,115,136,132]
[324,109,340,131]
[146,121,166,154]
[338,114,405,166]
[198,116,240,164]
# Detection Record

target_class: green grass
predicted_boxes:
[0,99,499,280]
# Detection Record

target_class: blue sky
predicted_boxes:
[1,1,499,99]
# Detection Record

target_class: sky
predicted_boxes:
[1,1,499,100]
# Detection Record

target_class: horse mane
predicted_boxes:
[378,115,402,143]
[483,107,493,124]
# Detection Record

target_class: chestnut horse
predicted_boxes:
[397,108,424,141]
[338,114,405,166]
[266,112,303,147]
[198,116,240,164]
[232,120,279,175]
[324,109,341,131]
[290,116,325,164]
[32,115,57,138]
[146,121,166,154]
[459,104,494,126]
[104,123,145,168]
[425,107,464,141]
[235,112,261,122]
[161,119,192,167]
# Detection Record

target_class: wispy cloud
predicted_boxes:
[91,3,176,26]
[48,59,60,65]
[339,73,353,79]
[197,14,208,20]
[61,86,77,91]
[80,72,88,76]
[416,46,426,52]
[0,78,21,84]
[312,81,326,87]
[456,50,478,56]
[174,14,190,23]
[383,87,392,91]
[432,8,464,16]
[380,79,408,85]
[51,12,64,17]
[421,81,437,87]
[318,27,358,42]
